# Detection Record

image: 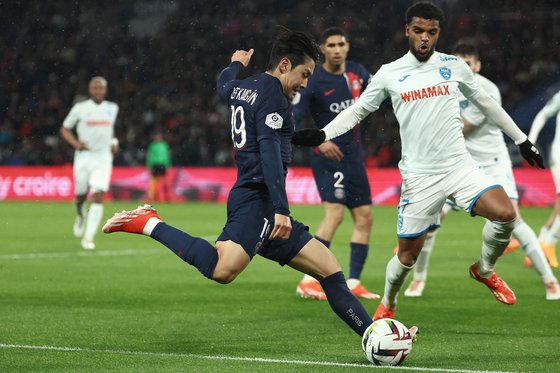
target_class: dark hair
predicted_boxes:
[320,27,349,44]
[451,43,480,60]
[405,2,445,25]
[267,26,319,70]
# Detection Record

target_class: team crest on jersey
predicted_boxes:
[334,188,345,200]
[265,112,283,129]
[459,100,469,110]
[439,67,452,80]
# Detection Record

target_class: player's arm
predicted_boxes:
[528,93,560,144]
[292,99,372,146]
[216,49,254,102]
[111,138,119,155]
[111,105,120,155]
[291,82,342,159]
[60,106,87,151]
[292,68,386,146]
[458,62,543,168]
[259,137,291,240]
[468,91,543,167]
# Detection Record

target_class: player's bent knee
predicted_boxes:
[495,206,517,223]
[211,268,241,284]
[397,251,416,267]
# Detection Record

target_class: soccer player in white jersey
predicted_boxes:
[60,76,119,250]
[402,44,560,301]
[527,90,560,269]
[292,2,544,319]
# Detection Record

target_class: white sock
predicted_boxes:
[302,274,317,283]
[382,255,413,308]
[479,219,515,276]
[346,278,360,288]
[76,202,86,218]
[413,232,436,281]
[514,221,557,284]
[539,226,549,242]
[84,203,103,242]
[544,215,560,246]
[143,217,162,236]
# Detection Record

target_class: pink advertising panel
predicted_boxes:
[0,166,555,206]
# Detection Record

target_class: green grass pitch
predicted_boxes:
[1,201,559,372]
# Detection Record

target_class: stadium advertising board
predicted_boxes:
[0,166,555,206]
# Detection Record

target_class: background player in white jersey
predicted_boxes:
[60,76,119,250]
[292,2,544,319]
[402,43,560,300]
[527,89,560,269]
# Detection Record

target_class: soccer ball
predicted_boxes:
[361,318,414,366]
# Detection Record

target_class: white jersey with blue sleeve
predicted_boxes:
[460,73,509,166]
[322,51,527,176]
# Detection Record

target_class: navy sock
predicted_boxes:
[349,242,369,279]
[315,236,331,249]
[320,271,372,336]
[151,222,218,279]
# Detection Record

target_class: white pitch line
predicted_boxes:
[0,236,218,260]
[0,343,520,373]
[0,248,161,260]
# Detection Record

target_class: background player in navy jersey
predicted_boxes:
[103,28,381,339]
[292,27,379,300]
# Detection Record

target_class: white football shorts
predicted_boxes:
[480,157,518,200]
[550,137,560,195]
[397,159,501,237]
[73,153,113,195]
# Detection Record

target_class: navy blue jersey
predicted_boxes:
[292,61,371,159]
[218,66,292,215]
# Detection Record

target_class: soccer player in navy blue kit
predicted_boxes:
[292,27,379,300]
[103,28,376,339]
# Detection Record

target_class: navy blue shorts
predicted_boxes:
[311,154,372,209]
[216,185,313,266]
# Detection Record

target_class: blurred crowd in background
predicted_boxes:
[1,0,559,167]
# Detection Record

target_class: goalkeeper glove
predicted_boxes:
[291,129,326,146]
[519,139,544,169]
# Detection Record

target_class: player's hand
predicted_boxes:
[111,138,119,155]
[269,213,292,240]
[519,139,544,169]
[291,129,326,146]
[76,142,88,151]
[318,141,344,161]
[231,48,254,67]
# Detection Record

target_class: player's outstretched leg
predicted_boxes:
[321,271,373,336]
[103,204,161,234]
[513,220,560,300]
[103,205,219,279]
[469,262,516,305]
[296,236,330,300]
[470,219,516,305]
[535,215,560,268]
[82,203,104,250]
[290,238,373,337]
[73,201,86,238]
[374,255,413,320]
[404,232,436,297]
